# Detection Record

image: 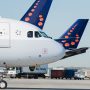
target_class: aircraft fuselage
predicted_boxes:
[0,18,65,67]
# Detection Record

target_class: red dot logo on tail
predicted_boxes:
[71,42,75,46]
[64,43,70,47]
[65,36,69,39]
[25,17,30,22]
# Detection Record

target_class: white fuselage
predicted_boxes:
[0,18,65,67]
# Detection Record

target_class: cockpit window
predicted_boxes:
[39,31,49,38]
[27,31,33,38]
[35,31,41,38]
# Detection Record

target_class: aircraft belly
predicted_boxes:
[0,39,65,67]
[0,40,50,67]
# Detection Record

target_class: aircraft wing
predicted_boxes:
[62,47,89,59]
[20,0,53,29]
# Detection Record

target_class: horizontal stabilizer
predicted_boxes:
[62,47,89,59]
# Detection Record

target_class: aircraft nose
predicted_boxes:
[48,39,65,62]
[54,42,65,60]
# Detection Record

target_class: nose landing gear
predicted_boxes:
[0,80,7,89]
[0,67,8,89]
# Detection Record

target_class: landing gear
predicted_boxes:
[0,68,8,89]
[0,80,7,89]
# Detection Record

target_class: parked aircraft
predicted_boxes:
[0,0,89,89]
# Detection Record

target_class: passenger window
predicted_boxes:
[27,31,33,38]
[35,31,41,38]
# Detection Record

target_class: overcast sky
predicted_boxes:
[0,0,90,68]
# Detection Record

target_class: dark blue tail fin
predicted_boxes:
[20,0,53,29]
[56,19,89,50]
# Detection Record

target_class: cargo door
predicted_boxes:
[0,23,10,47]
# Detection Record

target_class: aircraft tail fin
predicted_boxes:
[20,0,53,29]
[56,19,89,50]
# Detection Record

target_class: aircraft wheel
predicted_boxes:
[0,80,7,89]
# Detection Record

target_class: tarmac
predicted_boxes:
[3,78,90,90]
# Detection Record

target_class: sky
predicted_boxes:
[0,0,90,68]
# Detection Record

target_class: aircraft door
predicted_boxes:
[0,23,10,47]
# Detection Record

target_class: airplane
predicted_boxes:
[0,0,89,89]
